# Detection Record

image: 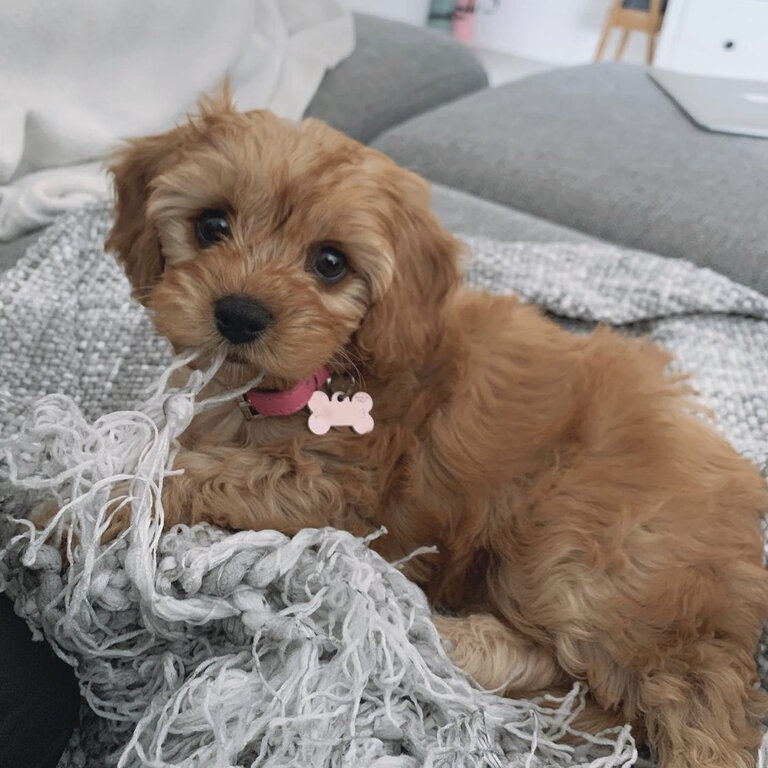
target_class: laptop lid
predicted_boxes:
[650,69,768,139]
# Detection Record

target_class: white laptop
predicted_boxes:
[649,69,768,139]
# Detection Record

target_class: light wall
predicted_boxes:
[339,0,431,26]
[472,0,647,65]
[338,0,649,65]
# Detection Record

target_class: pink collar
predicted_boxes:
[241,365,331,418]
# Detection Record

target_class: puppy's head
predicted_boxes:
[106,98,461,387]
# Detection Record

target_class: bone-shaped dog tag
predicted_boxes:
[307,391,374,435]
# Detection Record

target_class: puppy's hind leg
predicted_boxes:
[432,612,567,694]
[433,613,627,737]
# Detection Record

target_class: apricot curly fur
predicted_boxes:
[106,99,768,768]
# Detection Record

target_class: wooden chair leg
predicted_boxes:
[646,32,657,64]
[615,29,630,61]
[594,24,613,62]
[647,0,663,64]
[594,0,622,62]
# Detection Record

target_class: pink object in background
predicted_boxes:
[453,6,475,44]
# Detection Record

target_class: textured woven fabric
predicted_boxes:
[1,204,767,767]
[0,211,170,433]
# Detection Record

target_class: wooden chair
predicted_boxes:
[594,0,665,65]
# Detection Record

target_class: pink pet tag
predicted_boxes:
[307,391,374,435]
[241,364,373,435]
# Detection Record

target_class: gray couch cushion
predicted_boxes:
[431,184,599,244]
[305,14,488,144]
[373,64,768,293]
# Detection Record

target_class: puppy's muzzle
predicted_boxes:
[214,295,273,345]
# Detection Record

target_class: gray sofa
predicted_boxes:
[372,63,768,294]
[2,13,767,295]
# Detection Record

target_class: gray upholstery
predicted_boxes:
[431,184,599,244]
[6,43,766,299]
[304,14,488,143]
[373,64,768,293]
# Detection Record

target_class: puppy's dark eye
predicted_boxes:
[195,210,230,247]
[309,246,348,284]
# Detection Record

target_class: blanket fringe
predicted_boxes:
[1,354,640,766]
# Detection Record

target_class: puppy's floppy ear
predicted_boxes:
[106,89,235,303]
[354,165,462,372]
[105,130,182,303]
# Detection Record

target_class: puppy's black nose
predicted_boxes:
[214,295,273,345]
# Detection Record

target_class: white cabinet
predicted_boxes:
[656,0,768,80]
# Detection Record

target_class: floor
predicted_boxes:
[471,47,557,86]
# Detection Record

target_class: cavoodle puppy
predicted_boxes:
[106,97,768,768]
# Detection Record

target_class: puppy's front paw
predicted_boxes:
[105,477,190,538]
[101,480,135,543]
[25,483,135,559]
[28,497,60,531]
[27,498,74,566]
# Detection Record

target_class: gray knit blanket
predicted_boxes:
[1,204,767,768]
